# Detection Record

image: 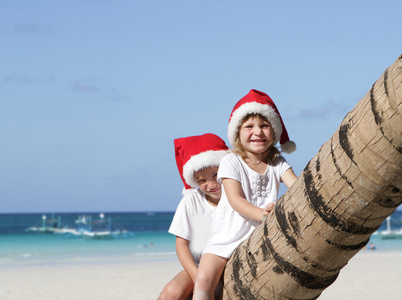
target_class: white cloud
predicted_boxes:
[299,99,352,119]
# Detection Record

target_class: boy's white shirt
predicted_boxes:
[168,188,216,264]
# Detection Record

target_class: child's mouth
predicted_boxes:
[251,139,266,143]
[209,187,220,193]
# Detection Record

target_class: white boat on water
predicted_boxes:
[26,213,66,233]
[71,213,134,239]
[27,213,134,239]
[81,229,128,239]
[378,216,402,240]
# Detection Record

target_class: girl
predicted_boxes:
[193,90,298,299]
[158,133,228,300]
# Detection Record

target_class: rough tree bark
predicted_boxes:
[222,55,402,300]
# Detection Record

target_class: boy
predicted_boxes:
[158,133,228,300]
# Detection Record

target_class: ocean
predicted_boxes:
[0,212,177,267]
[1,210,401,268]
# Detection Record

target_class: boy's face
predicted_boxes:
[193,166,221,201]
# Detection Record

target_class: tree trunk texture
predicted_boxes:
[222,55,402,300]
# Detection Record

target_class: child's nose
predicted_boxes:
[207,181,218,189]
[254,127,262,134]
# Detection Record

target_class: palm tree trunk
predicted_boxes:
[222,55,402,300]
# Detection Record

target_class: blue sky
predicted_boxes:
[1,0,401,213]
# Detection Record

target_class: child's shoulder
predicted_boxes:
[221,152,241,163]
[180,188,206,204]
[182,187,203,199]
[219,152,248,171]
[179,188,213,211]
[272,155,287,165]
[270,155,292,171]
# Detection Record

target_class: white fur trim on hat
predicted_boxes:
[227,102,282,147]
[183,150,228,188]
[181,187,195,196]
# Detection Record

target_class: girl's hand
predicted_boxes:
[262,203,275,220]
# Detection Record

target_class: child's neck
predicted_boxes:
[245,151,265,164]
[244,152,268,174]
[206,195,219,207]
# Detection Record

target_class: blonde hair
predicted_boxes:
[232,113,280,163]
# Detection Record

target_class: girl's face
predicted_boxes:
[193,166,221,201]
[239,116,275,157]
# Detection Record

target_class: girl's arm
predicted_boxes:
[261,169,298,216]
[281,168,298,188]
[176,236,198,282]
[223,178,266,222]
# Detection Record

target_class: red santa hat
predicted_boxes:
[227,89,296,154]
[174,133,229,190]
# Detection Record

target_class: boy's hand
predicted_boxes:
[262,203,275,221]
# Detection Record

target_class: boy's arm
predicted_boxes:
[176,236,198,282]
[223,178,266,222]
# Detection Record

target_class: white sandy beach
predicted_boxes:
[1,251,401,300]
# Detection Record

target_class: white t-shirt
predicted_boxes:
[203,153,292,258]
[169,188,217,264]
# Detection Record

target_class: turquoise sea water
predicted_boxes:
[0,212,177,267]
[1,210,401,268]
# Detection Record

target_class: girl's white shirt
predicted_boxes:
[203,153,291,258]
[169,188,217,264]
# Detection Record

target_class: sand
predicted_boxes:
[0,251,401,300]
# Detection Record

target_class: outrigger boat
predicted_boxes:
[378,216,402,240]
[26,213,65,233]
[68,213,134,239]
[27,213,134,239]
